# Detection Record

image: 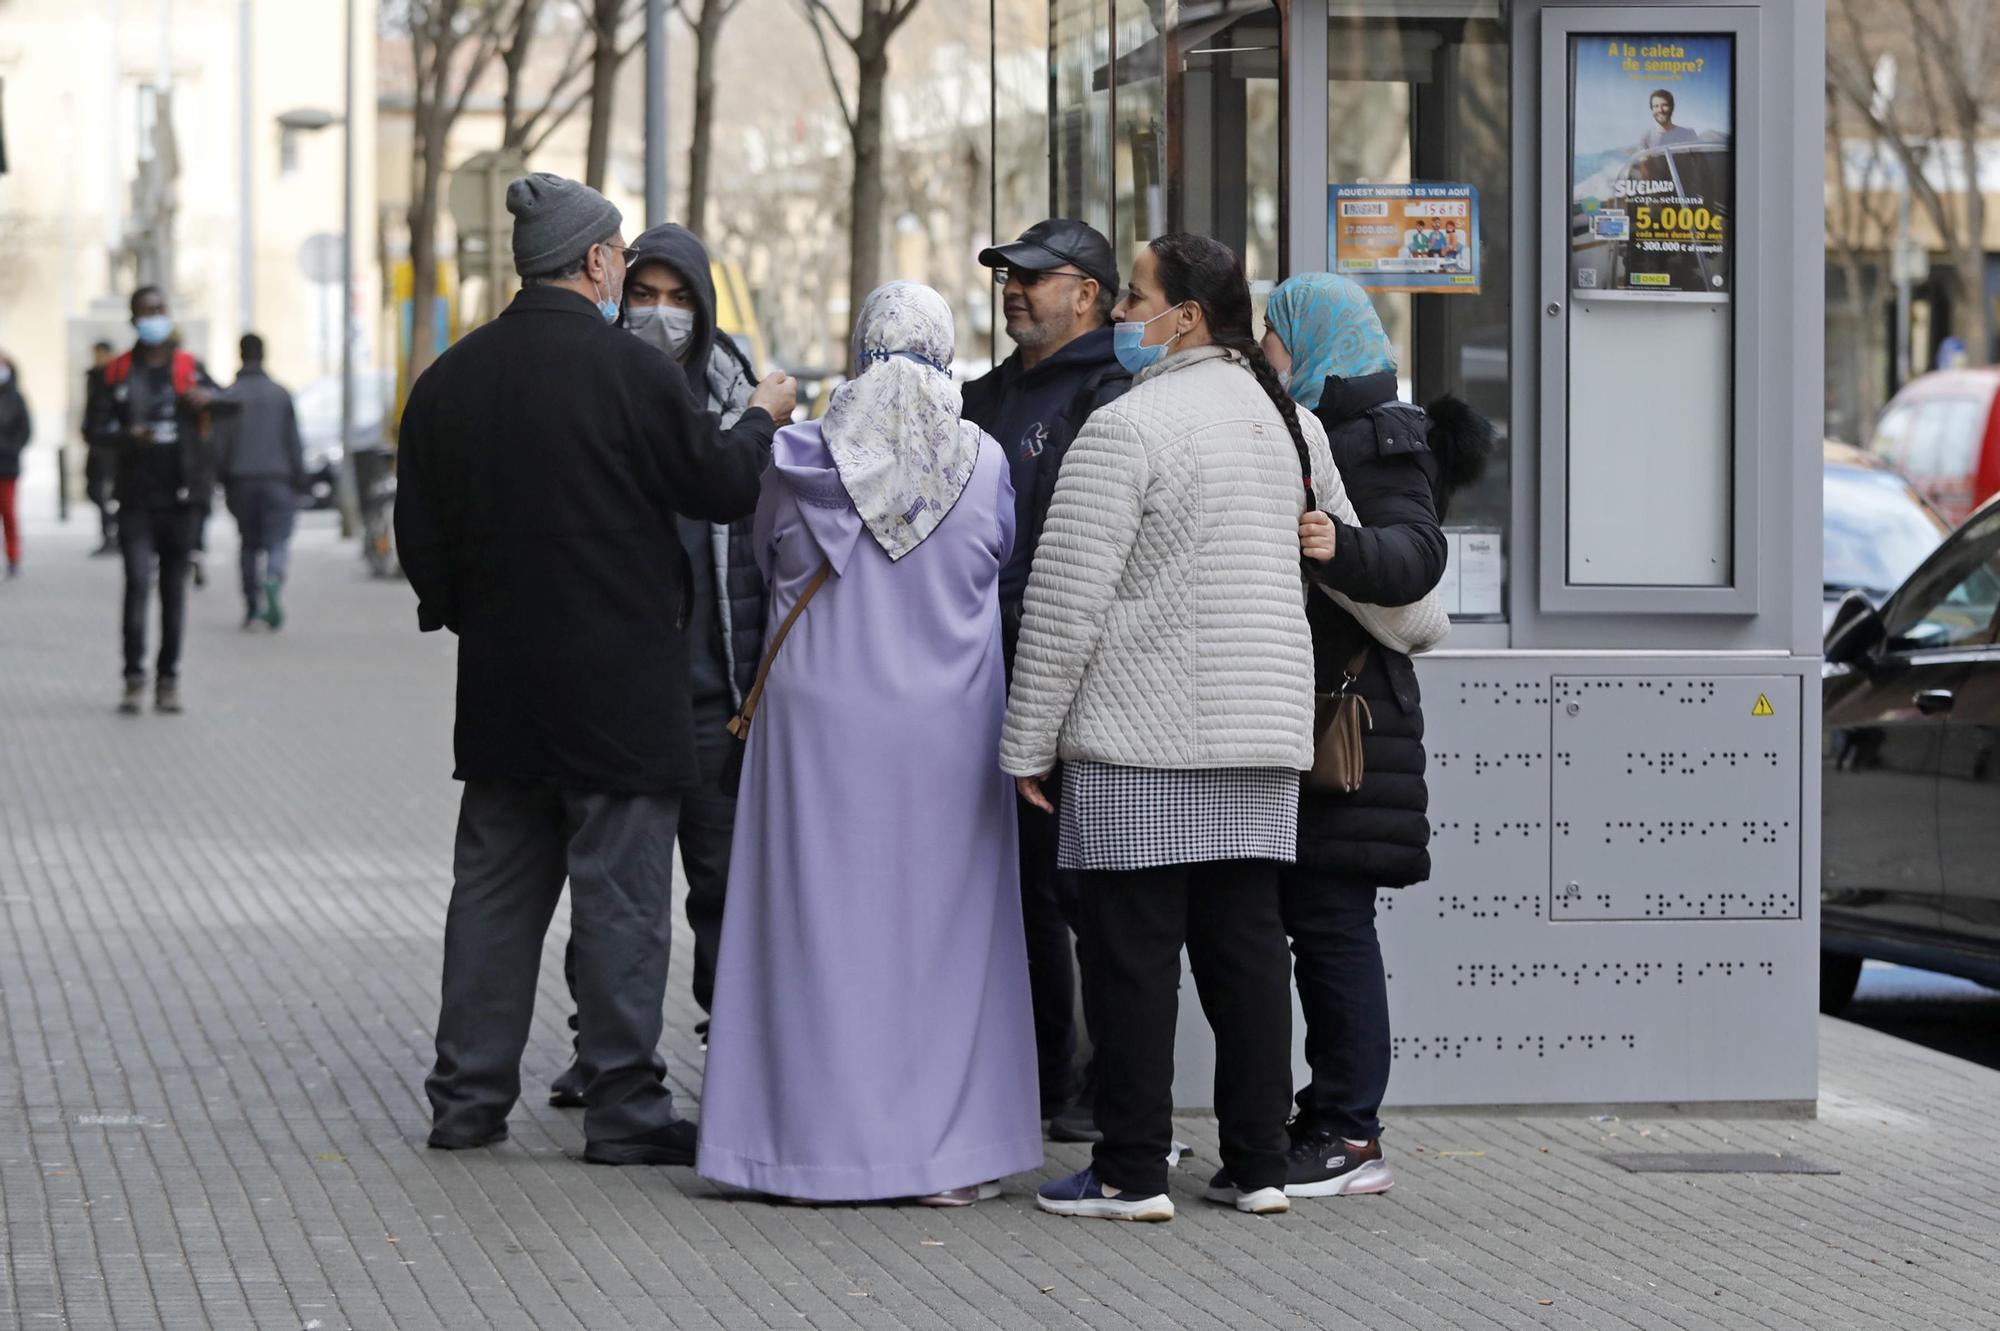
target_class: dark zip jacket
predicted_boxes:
[961,326,1130,623]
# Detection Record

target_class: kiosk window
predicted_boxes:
[1327,2,1512,619]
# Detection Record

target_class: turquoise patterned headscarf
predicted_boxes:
[1264,272,1397,411]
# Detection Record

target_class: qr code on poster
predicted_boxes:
[1576,267,1598,289]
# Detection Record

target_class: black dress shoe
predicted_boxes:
[548,1062,586,1108]
[427,1123,509,1151]
[583,1116,698,1166]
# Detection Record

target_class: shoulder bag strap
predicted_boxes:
[727,560,833,740]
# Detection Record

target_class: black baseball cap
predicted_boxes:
[978,219,1118,294]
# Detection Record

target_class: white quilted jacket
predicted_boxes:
[1000,345,1330,776]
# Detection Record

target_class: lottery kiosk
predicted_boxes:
[1042,0,1826,1111]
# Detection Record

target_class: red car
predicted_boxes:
[1868,369,2000,525]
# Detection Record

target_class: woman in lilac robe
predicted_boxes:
[697,282,1042,1204]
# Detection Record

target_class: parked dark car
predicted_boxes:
[1822,440,1949,632]
[1821,492,2000,1012]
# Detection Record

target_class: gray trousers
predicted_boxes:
[225,478,297,603]
[427,780,683,1146]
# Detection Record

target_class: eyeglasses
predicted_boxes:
[993,267,1091,289]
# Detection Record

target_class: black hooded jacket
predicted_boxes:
[627,223,768,712]
[1298,372,1453,887]
[961,326,1131,626]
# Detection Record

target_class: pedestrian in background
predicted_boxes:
[217,334,305,630]
[697,281,1041,1206]
[84,287,230,715]
[0,350,30,579]
[1003,234,1335,1223]
[1261,272,1489,1200]
[962,218,1131,1144]
[547,221,769,1107]
[395,172,796,1165]
[83,341,119,556]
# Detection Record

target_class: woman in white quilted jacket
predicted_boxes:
[1001,233,1332,1224]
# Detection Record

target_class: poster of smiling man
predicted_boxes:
[1569,35,1733,299]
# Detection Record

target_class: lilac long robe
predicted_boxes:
[695,421,1042,1200]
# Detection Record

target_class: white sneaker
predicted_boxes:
[1203,1170,1292,1214]
[1037,1168,1175,1222]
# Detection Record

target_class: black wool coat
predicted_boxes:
[394,284,776,795]
[1300,373,1448,887]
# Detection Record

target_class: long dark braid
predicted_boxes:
[1147,233,1317,510]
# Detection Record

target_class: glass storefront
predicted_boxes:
[1049,0,1512,621]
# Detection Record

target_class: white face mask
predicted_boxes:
[0,365,12,387]
[626,303,699,360]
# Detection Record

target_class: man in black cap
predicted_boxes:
[962,218,1131,1143]
[396,172,797,1164]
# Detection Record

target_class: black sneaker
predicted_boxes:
[117,677,146,716]
[583,1116,699,1166]
[1284,1129,1394,1198]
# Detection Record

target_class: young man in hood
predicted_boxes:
[547,221,771,1106]
[962,218,1132,1143]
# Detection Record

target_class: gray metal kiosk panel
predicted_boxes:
[1551,675,1801,921]
[1375,657,1817,1108]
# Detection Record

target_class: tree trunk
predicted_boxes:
[845,38,890,365]
[406,117,450,388]
[584,0,624,192]
[1958,197,1990,365]
[686,0,727,235]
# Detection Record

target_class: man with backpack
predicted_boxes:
[84,286,230,715]
[962,218,1131,1143]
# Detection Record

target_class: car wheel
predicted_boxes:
[1820,952,1863,1014]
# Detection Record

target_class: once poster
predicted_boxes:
[1569,35,1733,299]
[1328,183,1481,294]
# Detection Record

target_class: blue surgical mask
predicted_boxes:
[1112,304,1185,375]
[592,245,624,324]
[135,315,174,346]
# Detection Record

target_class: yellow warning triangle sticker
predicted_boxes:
[1751,694,1775,717]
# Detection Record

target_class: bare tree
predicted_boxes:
[683,0,747,235]
[391,0,516,385]
[1825,83,1899,440]
[583,0,648,191]
[797,0,926,357]
[1829,0,1995,367]
[500,0,597,155]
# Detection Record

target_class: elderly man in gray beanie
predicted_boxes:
[396,173,797,1166]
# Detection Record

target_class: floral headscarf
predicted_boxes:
[1264,272,1397,411]
[822,281,981,561]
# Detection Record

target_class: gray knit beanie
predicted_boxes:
[506,172,623,278]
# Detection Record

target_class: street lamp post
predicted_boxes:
[645,0,669,226]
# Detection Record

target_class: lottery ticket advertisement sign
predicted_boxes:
[1569,35,1733,299]
[1328,183,1482,294]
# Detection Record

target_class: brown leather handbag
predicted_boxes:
[727,560,834,743]
[1306,646,1374,794]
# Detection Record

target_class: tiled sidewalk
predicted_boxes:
[2,521,1997,1330]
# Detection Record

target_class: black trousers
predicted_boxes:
[119,507,195,681]
[428,781,685,1146]
[562,703,739,1035]
[1076,858,1293,1196]
[1280,866,1390,1141]
[1020,791,1082,1115]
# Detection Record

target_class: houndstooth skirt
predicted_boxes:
[1056,762,1300,872]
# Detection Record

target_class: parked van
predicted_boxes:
[1867,369,2000,524]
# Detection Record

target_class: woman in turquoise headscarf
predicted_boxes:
[1210,272,1488,1206]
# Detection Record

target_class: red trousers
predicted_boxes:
[0,478,18,566]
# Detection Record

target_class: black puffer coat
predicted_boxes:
[1299,373,1450,887]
